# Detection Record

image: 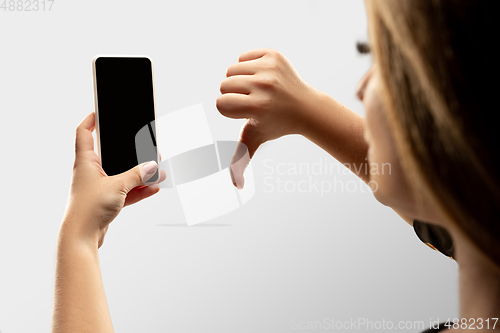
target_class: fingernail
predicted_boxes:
[143,161,158,175]
[236,177,245,190]
[230,164,244,190]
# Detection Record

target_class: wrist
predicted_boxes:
[59,210,101,250]
[292,86,333,137]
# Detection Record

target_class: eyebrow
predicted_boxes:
[356,41,371,54]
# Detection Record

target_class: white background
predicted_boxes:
[0,1,458,332]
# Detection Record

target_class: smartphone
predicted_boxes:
[92,56,159,183]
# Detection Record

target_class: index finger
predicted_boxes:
[238,49,273,62]
[75,112,96,155]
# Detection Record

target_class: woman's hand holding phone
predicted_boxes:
[61,112,166,248]
[53,112,166,333]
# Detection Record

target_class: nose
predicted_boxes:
[356,66,374,101]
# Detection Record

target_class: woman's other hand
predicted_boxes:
[217,49,317,189]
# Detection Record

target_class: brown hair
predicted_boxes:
[365,0,500,265]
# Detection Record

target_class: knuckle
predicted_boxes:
[268,75,278,86]
[267,48,277,56]
[266,49,280,59]
[256,74,278,88]
[253,95,271,111]
[268,56,281,69]
[265,51,283,67]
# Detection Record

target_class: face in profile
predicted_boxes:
[356,65,420,219]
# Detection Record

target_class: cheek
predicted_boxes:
[364,80,390,178]
[363,79,417,213]
[369,155,406,206]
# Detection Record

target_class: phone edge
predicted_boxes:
[148,56,161,184]
[91,56,102,166]
[91,55,160,183]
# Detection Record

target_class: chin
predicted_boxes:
[371,186,393,208]
[373,185,423,223]
[371,180,408,210]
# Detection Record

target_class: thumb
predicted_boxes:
[117,161,159,192]
[230,120,263,189]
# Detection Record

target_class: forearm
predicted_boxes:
[52,221,113,333]
[297,88,369,183]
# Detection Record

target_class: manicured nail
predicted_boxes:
[230,164,245,190]
[143,161,158,174]
[236,177,244,190]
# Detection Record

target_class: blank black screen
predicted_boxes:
[94,57,158,181]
